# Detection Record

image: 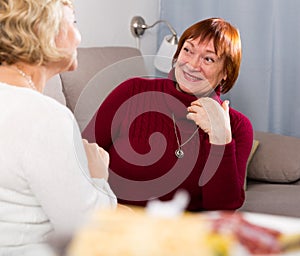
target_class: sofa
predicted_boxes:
[44,46,300,218]
[240,131,300,218]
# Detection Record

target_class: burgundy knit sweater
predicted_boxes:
[93,77,253,211]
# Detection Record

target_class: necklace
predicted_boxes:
[14,66,36,90]
[172,113,199,158]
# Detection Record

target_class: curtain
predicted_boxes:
[159,0,300,138]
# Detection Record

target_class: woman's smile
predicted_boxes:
[183,70,203,82]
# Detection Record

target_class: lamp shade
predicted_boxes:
[154,35,178,73]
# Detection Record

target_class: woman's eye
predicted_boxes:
[183,47,194,56]
[183,47,190,53]
[204,57,215,63]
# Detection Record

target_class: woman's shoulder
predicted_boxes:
[33,89,73,117]
[229,106,253,137]
[3,85,74,122]
[108,76,173,99]
[0,85,78,144]
[120,76,171,88]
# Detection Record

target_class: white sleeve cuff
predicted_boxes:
[91,178,118,208]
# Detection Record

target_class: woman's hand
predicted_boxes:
[186,97,232,145]
[82,139,109,180]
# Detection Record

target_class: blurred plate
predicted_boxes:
[243,212,300,234]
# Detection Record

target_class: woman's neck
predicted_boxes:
[175,82,214,98]
[0,62,48,92]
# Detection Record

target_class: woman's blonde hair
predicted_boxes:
[0,0,73,65]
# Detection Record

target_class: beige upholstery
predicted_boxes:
[45,46,147,131]
[241,131,300,217]
[44,74,66,106]
[248,131,300,183]
[62,47,147,131]
[240,181,300,217]
[61,47,147,111]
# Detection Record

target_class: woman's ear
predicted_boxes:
[172,58,178,68]
[219,77,227,87]
[219,73,227,87]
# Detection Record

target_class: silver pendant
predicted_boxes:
[175,148,184,158]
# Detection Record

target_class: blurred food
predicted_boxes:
[66,209,300,256]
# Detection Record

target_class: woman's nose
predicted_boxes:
[189,55,202,71]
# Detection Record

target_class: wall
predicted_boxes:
[75,0,160,56]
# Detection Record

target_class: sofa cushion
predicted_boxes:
[60,47,148,131]
[60,47,147,110]
[247,131,300,183]
[240,181,300,217]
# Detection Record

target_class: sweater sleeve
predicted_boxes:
[22,103,117,236]
[201,111,253,210]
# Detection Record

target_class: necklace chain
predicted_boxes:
[172,113,199,158]
[14,66,36,90]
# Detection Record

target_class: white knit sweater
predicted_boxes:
[0,83,117,255]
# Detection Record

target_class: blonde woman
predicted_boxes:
[0,0,117,255]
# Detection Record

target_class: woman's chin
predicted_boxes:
[66,59,78,71]
[65,52,78,71]
[182,86,215,97]
[178,83,200,96]
[67,63,77,71]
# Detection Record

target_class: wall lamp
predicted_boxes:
[130,16,178,73]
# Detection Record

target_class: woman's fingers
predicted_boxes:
[186,98,232,144]
[82,139,110,180]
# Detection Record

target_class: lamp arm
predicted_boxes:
[130,16,178,42]
[146,19,177,37]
